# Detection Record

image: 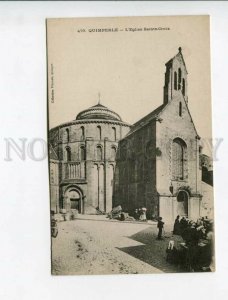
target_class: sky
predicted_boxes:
[47,16,212,154]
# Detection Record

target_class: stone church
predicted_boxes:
[49,48,213,223]
[49,102,131,214]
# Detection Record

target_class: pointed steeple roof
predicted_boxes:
[166,47,188,73]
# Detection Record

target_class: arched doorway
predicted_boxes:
[177,190,188,217]
[64,187,83,213]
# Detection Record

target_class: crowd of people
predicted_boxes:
[173,215,214,246]
[167,215,214,272]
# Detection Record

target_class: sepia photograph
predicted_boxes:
[47,15,214,275]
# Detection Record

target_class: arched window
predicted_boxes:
[66,146,71,162]
[182,78,185,96]
[96,145,102,161]
[178,68,182,90]
[97,126,101,140]
[174,71,177,90]
[80,126,85,140]
[66,128,70,142]
[172,138,187,180]
[112,127,116,141]
[111,146,116,161]
[179,102,182,117]
[80,146,86,161]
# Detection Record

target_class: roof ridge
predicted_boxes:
[132,103,166,127]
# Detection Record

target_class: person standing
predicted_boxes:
[134,209,139,220]
[157,217,164,240]
[140,207,147,222]
[173,215,180,235]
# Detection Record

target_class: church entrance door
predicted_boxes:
[70,198,80,211]
[66,188,82,213]
[177,191,188,217]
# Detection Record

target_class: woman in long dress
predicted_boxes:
[173,215,181,235]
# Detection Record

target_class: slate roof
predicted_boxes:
[126,103,166,137]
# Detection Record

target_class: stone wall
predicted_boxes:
[200,181,214,219]
[156,91,202,222]
[113,92,202,222]
[114,121,158,217]
[49,159,59,213]
[49,120,130,213]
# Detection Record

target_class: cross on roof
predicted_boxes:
[98,92,101,105]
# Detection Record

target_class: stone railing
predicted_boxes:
[62,161,86,179]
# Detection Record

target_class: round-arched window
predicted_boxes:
[96,145,102,161]
[111,146,116,161]
[80,146,86,161]
[66,146,71,161]
[172,138,187,180]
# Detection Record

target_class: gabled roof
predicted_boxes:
[157,91,199,138]
[126,103,166,136]
[126,91,199,139]
[166,47,188,74]
[181,95,199,137]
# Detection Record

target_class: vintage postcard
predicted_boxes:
[47,16,214,275]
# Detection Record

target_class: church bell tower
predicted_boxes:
[163,47,188,104]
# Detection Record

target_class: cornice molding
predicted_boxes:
[50,119,131,132]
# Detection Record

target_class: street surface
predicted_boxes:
[52,216,182,275]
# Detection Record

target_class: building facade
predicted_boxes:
[49,48,213,223]
[113,48,206,223]
[49,103,130,214]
